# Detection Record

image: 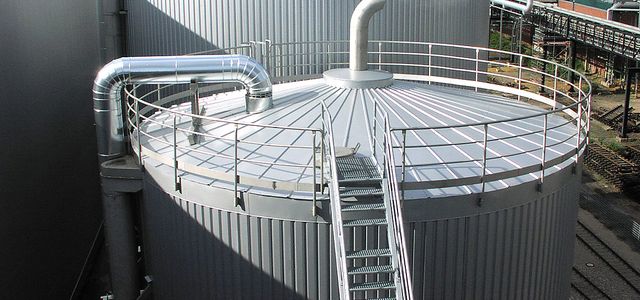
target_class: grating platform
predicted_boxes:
[350,281,396,291]
[339,187,384,198]
[336,156,381,181]
[346,249,392,259]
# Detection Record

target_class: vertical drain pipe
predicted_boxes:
[93,55,272,300]
[102,191,138,300]
[350,0,387,71]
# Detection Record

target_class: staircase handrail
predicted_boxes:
[382,114,415,300]
[320,100,351,300]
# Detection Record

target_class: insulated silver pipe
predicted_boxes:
[491,0,533,14]
[93,55,272,162]
[350,0,386,71]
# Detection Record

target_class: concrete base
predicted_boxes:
[323,69,393,89]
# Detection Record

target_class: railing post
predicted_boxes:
[401,129,407,186]
[124,86,131,133]
[587,94,592,141]
[321,105,326,194]
[134,87,142,166]
[173,116,181,193]
[481,124,489,196]
[553,64,558,104]
[517,56,524,101]
[273,45,280,78]
[575,79,584,169]
[475,49,480,92]
[373,100,378,159]
[248,41,255,59]
[312,131,317,216]
[234,125,240,206]
[539,115,548,191]
[327,44,332,71]
[321,130,325,194]
[428,44,433,84]
[383,117,388,175]
[378,42,383,71]
[265,39,272,75]
[157,84,161,102]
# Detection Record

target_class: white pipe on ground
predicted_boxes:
[491,0,534,14]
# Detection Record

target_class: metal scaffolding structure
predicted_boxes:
[525,3,640,62]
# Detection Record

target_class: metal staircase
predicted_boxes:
[321,101,413,300]
[338,156,396,298]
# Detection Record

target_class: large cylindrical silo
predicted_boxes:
[94,1,590,299]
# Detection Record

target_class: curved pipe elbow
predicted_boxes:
[492,0,533,14]
[350,0,387,71]
[93,55,272,161]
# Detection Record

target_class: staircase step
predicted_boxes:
[338,178,382,186]
[346,248,391,259]
[348,264,394,275]
[350,281,395,291]
[343,218,386,227]
[335,156,380,181]
[342,203,385,212]
[339,187,384,197]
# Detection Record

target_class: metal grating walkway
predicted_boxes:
[336,156,382,181]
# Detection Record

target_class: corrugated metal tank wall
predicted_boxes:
[142,166,578,299]
[125,0,489,56]
[124,0,490,104]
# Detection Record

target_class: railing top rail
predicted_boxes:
[268,39,592,90]
[125,86,321,133]
[388,103,584,132]
[188,44,253,56]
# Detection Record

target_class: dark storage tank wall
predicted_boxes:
[125,0,490,56]
[406,187,578,300]
[142,166,578,300]
[0,0,102,298]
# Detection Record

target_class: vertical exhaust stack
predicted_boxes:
[323,0,393,89]
[350,0,387,71]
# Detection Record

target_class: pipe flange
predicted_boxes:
[323,69,393,89]
[245,93,273,113]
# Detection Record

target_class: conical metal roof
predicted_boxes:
[140,78,578,198]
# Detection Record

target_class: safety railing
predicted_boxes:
[320,100,351,300]
[124,83,324,214]
[382,111,414,300]
[124,39,591,210]
[357,41,591,193]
